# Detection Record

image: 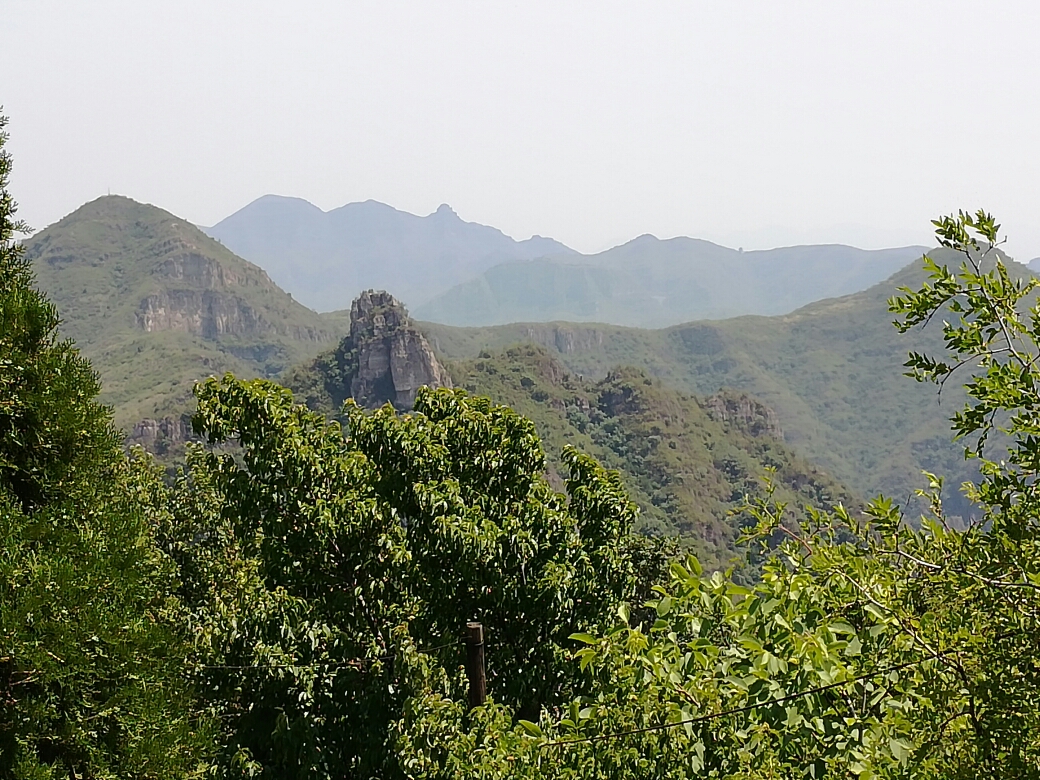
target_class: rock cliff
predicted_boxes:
[703,390,783,440]
[127,415,194,454]
[347,291,453,408]
[286,290,453,412]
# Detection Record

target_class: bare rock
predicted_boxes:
[703,391,783,439]
[348,290,452,409]
[128,415,194,451]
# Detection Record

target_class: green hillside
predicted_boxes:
[287,333,859,569]
[24,196,341,436]
[418,251,1024,520]
[413,236,924,328]
[452,345,860,568]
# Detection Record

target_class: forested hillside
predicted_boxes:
[23,195,340,442]
[285,295,858,568]
[418,253,1030,519]
[413,236,924,327]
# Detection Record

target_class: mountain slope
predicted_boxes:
[417,251,1023,519]
[204,195,576,312]
[285,298,859,569]
[413,237,925,328]
[24,196,340,439]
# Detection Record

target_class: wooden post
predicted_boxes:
[465,621,486,709]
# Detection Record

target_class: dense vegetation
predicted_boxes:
[7,106,1040,776]
[0,111,213,778]
[285,319,859,568]
[418,253,1029,520]
[448,345,857,567]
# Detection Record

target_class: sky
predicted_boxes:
[4,1,1040,258]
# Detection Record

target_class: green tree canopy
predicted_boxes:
[166,378,666,777]
[389,213,1040,778]
[0,110,212,779]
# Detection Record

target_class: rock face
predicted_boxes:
[347,291,453,409]
[128,415,194,452]
[133,248,329,342]
[703,391,783,440]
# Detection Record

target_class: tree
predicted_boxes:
[0,109,212,779]
[393,213,1040,778]
[165,376,667,778]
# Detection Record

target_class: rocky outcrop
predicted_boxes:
[136,290,266,337]
[128,415,194,451]
[156,251,247,288]
[519,325,606,355]
[135,289,328,342]
[703,391,783,440]
[348,290,452,409]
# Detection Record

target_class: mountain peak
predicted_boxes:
[23,197,337,441]
[204,197,575,312]
[291,290,452,412]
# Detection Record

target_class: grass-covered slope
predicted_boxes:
[419,251,1027,520]
[287,339,858,568]
[413,236,925,328]
[24,196,340,433]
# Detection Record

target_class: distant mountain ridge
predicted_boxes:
[206,195,926,328]
[203,195,576,312]
[413,236,927,328]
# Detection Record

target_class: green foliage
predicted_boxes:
[447,344,858,569]
[164,376,663,777]
[393,211,1040,778]
[0,110,212,778]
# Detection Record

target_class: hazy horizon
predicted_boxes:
[199,192,934,256]
[5,1,1040,258]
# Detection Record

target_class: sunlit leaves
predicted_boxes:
[172,378,658,778]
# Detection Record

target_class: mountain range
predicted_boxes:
[413,237,926,327]
[203,195,575,312]
[26,193,1006,526]
[205,195,926,328]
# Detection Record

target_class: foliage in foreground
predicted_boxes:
[6,94,1040,776]
[392,212,1040,778]
[163,380,668,778]
[167,211,1040,779]
[0,110,211,779]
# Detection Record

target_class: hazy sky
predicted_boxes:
[4,1,1040,257]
